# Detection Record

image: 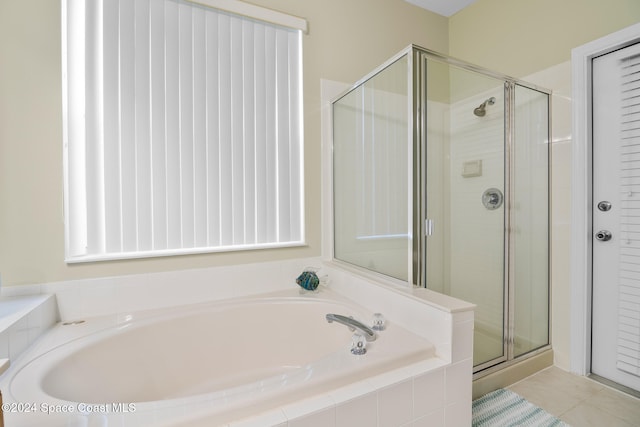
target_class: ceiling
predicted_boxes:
[404,0,479,17]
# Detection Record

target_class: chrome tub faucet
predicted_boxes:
[325,313,377,342]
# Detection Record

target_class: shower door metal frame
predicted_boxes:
[504,81,516,366]
[475,79,553,377]
[411,45,552,375]
[472,80,514,373]
[412,48,511,371]
[412,49,427,287]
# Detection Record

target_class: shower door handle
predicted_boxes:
[425,219,434,236]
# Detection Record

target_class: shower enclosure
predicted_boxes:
[332,45,550,373]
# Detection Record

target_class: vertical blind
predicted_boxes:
[63,0,305,262]
[618,51,640,377]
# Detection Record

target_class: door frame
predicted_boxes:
[571,22,640,377]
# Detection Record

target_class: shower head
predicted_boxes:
[473,97,496,117]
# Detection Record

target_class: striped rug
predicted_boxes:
[472,389,570,426]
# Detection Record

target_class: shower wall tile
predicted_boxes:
[552,96,572,142]
[550,138,572,370]
[523,60,573,370]
[448,92,505,337]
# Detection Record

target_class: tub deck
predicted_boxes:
[1,289,447,427]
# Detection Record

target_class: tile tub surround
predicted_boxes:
[0,295,58,364]
[0,257,474,426]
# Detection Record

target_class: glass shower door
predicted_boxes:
[424,57,507,368]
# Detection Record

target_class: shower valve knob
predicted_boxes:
[482,188,504,210]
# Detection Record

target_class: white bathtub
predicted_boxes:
[4,289,438,426]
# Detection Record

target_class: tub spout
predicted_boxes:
[326,314,376,341]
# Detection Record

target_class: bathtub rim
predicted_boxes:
[22,290,381,404]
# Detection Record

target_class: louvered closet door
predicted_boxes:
[592,41,640,393]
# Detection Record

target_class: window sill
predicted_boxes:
[65,241,307,264]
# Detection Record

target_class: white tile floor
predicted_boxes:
[507,367,640,427]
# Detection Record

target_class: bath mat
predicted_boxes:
[472,389,570,426]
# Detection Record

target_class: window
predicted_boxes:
[62,0,306,262]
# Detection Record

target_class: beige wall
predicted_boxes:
[0,0,446,286]
[449,0,640,78]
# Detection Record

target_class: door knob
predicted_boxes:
[595,230,612,241]
[597,201,612,212]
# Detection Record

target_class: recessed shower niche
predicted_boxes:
[332,45,550,373]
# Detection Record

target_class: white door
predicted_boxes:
[592,41,640,393]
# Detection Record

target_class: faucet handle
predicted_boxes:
[372,313,386,331]
[351,333,367,355]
